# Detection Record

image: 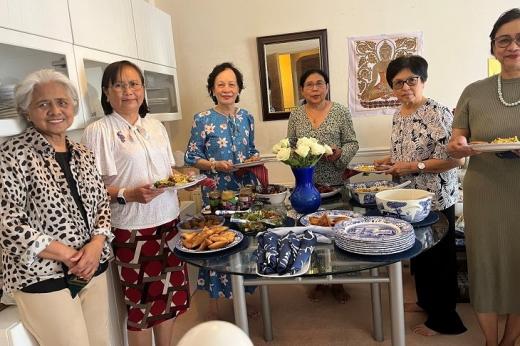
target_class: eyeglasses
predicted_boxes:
[492,33,520,48]
[303,80,327,89]
[392,76,420,90]
[110,81,143,92]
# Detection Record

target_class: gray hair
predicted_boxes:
[15,69,79,117]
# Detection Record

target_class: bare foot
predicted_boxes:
[404,302,424,312]
[331,284,350,304]
[412,323,439,336]
[308,284,328,302]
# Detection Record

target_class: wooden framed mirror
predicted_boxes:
[256,29,329,121]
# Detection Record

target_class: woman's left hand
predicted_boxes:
[69,236,105,280]
[324,147,342,162]
[386,161,417,177]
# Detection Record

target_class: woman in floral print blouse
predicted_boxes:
[185,62,260,203]
[185,62,257,315]
[375,55,466,336]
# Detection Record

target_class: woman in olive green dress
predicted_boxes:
[448,8,520,346]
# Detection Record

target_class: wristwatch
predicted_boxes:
[209,158,217,174]
[417,161,426,172]
[117,188,127,205]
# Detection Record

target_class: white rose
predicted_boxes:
[272,143,282,154]
[295,144,310,158]
[280,138,290,148]
[297,137,312,147]
[276,147,291,161]
[310,142,325,155]
[324,144,333,155]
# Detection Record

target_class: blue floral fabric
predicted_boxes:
[185,108,260,202]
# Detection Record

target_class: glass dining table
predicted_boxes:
[175,193,448,346]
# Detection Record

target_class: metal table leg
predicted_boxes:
[389,261,405,346]
[230,255,249,335]
[370,268,384,341]
[260,285,273,341]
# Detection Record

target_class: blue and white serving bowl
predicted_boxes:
[345,180,397,205]
[375,189,433,223]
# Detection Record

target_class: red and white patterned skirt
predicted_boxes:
[112,219,189,331]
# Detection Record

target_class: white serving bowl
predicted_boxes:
[345,180,397,205]
[375,189,432,223]
[254,184,288,205]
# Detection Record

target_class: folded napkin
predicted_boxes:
[264,226,335,244]
[291,230,317,274]
[256,230,317,275]
[258,232,279,275]
[276,233,300,274]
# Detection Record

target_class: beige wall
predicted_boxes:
[156,0,517,183]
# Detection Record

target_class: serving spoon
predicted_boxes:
[388,180,412,190]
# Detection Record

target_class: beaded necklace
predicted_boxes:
[497,75,520,107]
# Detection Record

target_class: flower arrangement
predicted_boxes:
[272,137,333,168]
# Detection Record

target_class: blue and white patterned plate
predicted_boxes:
[300,210,362,227]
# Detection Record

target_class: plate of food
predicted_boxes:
[177,215,225,233]
[315,184,342,198]
[230,209,286,234]
[255,257,311,278]
[153,174,206,190]
[350,163,391,174]
[300,210,362,227]
[233,157,275,169]
[175,226,243,253]
[469,137,520,152]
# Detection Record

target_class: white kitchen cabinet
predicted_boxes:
[0,0,72,42]
[74,46,139,125]
[68,0,138,58]
[138,60,181,121]
[0,28,85,137]
[131,0,176,67]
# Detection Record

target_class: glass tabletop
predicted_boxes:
[176,191,448,277]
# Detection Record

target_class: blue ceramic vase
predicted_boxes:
[289,166,321,214]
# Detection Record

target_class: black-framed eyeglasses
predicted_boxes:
[392,76,420,90]
[492,33,520,48]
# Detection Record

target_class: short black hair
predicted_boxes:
[299,69,329,88]
[386,55,428,88]
[490,8,520,54]
[206,62,244,105]
[101,60,149,117]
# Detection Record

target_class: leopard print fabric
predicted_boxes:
[0,127,113,294]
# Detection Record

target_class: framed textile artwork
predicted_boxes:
[348,32,423,116]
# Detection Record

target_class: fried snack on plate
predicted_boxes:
[491,136,519,144]
[181,225,237,251]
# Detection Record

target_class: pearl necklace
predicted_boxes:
[497,75,520,107]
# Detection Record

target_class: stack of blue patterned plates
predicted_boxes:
[333,216,415,255]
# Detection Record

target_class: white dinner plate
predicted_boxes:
[175,229,243,254]
[350,163,391,174]
[300,210,362,227]
[233,158,276,169]
[153,174,206,191]
[319,187,342,198]
[469,142,520,152]
[255,257,311,278]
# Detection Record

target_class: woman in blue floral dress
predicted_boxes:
[185,62,257,310]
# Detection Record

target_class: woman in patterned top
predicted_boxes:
[287,69,359,186]
[0,69,113,345]
[185,62,260,203]
[287,69,359,303]
[375,55,466,336]
[185,62,257,315]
